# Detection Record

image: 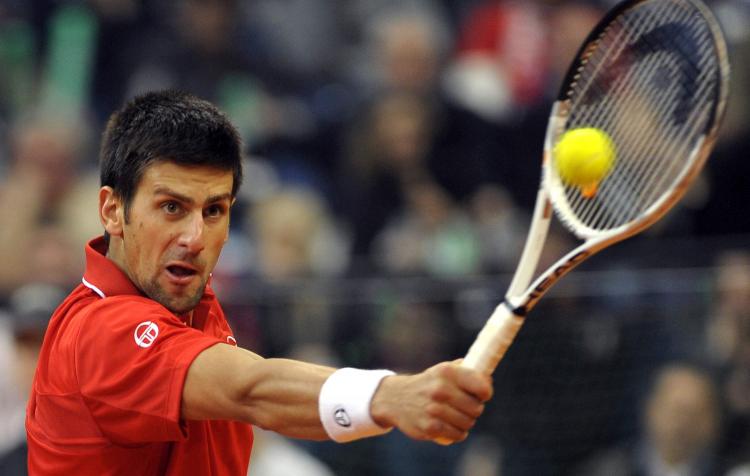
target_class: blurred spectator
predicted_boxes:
[454,433,505,476]
[0,117,100,295]
[705,250,750,366]
[577,363,724,476]
[347,3,451,99]
[371,300,463,476]
[469,184,527,273]
[250,187,349,282]
[443,0,549,122]
[704,250,750,468]
[374,300,454,372]
[0,283,63,475]
[240,0,343,88]
[338,5,502,268]
[373,180,480,276]
[87,0,162,123]
[339,90,435,267]
[233,187,349,358]
[543,0,606,95]
[125,0,246,100]
[340,90,496,271]
[728,463,750,476]
[0,9,35,122]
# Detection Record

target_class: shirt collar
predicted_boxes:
[82,236,143,298]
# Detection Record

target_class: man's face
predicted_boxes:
[118,162,234,314]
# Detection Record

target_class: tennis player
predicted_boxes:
[25,90,492,475]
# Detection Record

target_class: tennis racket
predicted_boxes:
[461,0,730,376]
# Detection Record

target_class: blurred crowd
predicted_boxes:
[0,0,749,475]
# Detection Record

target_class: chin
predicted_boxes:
[165,294,204,315]
[145,282,204,315]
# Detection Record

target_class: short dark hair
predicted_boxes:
[100,90,243,220]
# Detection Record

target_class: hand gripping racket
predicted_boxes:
[461,0,730,376]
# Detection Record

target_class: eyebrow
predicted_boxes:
[153,186,233,205]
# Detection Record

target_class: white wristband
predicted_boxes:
[318,368,395,442]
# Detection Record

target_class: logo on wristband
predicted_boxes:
[334,407,351,427]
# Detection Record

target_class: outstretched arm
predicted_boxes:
[181,343,492,443]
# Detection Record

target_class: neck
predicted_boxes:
[104,236,127,274]
[180,311,194,327]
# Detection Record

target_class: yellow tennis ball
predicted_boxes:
[553,127,616,187]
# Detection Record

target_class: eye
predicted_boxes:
[162,201,182,215]
[204,204,226,218]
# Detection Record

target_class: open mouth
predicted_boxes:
[166,264,198,282]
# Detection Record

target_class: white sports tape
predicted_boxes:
[318,368,395,442]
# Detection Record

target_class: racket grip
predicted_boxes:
[433,305,524,445]
[461,303,525,375]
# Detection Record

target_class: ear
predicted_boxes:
[99,186,124,237]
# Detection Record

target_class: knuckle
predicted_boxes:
[435,363,454,378]
[425,402,443,417]
[480,382,494,401]
[422,419,443,436]
[484,377,495,397]
[429,382,449,402]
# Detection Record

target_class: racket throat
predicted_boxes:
[502,299,530,318]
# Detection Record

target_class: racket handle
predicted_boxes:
[434,304,524,445]
[462,303,525,375]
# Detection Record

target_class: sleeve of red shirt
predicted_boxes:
[74,296,223,445]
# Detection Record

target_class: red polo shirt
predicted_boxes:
[27,237,254,475]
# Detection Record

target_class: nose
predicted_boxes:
[177,211,206,255]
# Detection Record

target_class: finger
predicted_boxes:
[451,392,486,420]
[452,367,494,402]
[426,401,479,432]
[419,417,468,443]
[428,381,486,420]
[429,365,490,413]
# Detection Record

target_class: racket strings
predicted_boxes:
[555,0,721,232]
[604,7,709,221]
[596,10,713,208]
[633,14,718,212]
[577,45,677,225]
[568,14,654,226]
[602,49,711,228]
[615,17,716,222]
[630,63,713,220]
[566,4,675,226]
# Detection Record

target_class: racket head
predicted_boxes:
[542,0,730,241]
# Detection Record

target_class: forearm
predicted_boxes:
[182,344,336,439]
[239,358,335,439]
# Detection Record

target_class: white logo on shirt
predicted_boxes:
[134,321,159,348]
[226,335,237,346]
